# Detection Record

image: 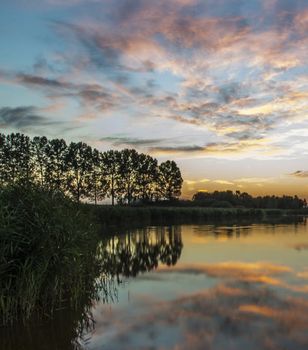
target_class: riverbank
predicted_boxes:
[90,205,308,231]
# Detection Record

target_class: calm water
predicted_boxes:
[2,219,308,350]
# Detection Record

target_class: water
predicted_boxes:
[2,219,308,350]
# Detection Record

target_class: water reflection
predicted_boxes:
[0,226,183,350]
[2,220,308,350]
[90,280,308,350]
[86,220,308,350]
[99,226,183,280]
[193,216,307,238]
[0,297,95,350]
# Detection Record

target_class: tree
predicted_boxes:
[136,153,158,202]
[117,149,140,204]
[44,138,68,192]
[101,150,121,206]
[65,142,93,202]
[192,190,307,209]
[0,133,6,185]
[32,136,48,186]
[157,160,183,200]
[0,132,185,206]
[0,133,34,185]
[87,148,107,205]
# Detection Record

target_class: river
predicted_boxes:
[2,218,308,350]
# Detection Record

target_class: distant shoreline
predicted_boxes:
[89,205,308,232]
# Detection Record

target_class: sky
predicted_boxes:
[0,0,308,199]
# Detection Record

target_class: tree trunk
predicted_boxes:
[111,175,114,206]
[94,183,97,205]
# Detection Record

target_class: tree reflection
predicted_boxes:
[98,226,183,280]
[0,226,183,350]
[193,216,307,238]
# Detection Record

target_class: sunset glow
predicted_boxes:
[1,0,308,198]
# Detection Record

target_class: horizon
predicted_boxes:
[1,0,308,199]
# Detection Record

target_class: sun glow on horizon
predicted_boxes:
[0,0,308,198]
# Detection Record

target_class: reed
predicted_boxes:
[0,184,99,325]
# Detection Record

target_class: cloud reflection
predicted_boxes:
[87,257,308,350]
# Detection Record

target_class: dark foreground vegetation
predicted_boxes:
[0,184,100,325]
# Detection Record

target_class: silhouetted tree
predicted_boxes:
[136,153,158,202]
[157,160,183,200]
[32,136,48,186]
[192,190,306,209]
[0,133,34,184]
[44,138,67,192]
[87,148,107,205]
[65,142,93,202]
[0,133,6,185]
[117,149,140,204]
[101,150,121,206]
[0,132,184,205]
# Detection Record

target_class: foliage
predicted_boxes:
[65,141,93,202]
[157,160,183,200]
[192,190,306,209]
[0,183,99,325]
[0,133,33,185]
[45,138,68,191]
[0,133,183,203]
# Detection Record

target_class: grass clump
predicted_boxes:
[0,184,99,325]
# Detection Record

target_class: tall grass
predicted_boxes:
[0,184,99,325]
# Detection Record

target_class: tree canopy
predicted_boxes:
[0,132,183,204]
[192,190,306,209]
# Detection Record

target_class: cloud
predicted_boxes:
[213,180,234,185]
[290,171,308,178]
[148,140,269,156]
[100,136,165,147]
[234,177,272,183]
[6,72,117,114]
[17,73,72,89]
[0,106,52,129]
[185,178,210,185]
[2,0,308,158]
[149,145,205,153]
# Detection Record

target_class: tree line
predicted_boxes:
[0,133,183,204]
[192,190,306,209]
